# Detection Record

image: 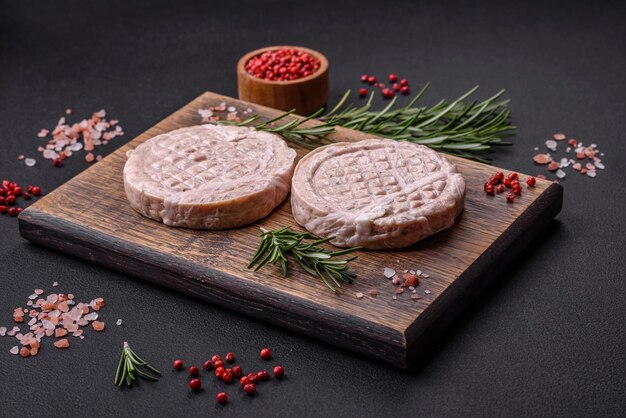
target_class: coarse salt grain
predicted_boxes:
[116,319,122,326]
[556,169,566,179]
[355,292,364,299]
[424,290,432,295]
[0,327,6,337]
[545,140,558,151]
[383,267,396,278]
[10,346,19,355]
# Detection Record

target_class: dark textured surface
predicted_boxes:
[0,0,624,416]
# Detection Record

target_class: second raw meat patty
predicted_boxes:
[291,138,466,249]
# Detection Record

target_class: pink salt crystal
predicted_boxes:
[83,313,98,321]
[54,339,70,349]
[17,154,25,160]
[41,320,55,330]
[10,346,19,355]
[72,329,83,337]
[52,281,59,287]
[46,294,58,304]
[55,328,67,338]
[0,327,6,337]
[45,329,54,337]
[85,152,95,163]
[93,109,106,118]
[92,321,105,332]
[65,108,72,115]
[28,318,37,326]
[355,292,364,299]
[96,155,103,162]
[34,289,44,295]
[553,133,566,141]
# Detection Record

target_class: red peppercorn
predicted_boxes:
[211,354,221,363]
[388,73,398,83]
[12,187,22,196]
[31,186,41,196]
[360,74,368,83]
[8,207,18,216]
[508,172,518,182]
[503,178,511,187]
[0,197,4,205]
[506,192,516,203]
[189,366,199,376]
[225,352,235,363]
[22,192,31,200]
[0,206,7,214]
[400,85,410,95]
[358,88,367,97]
[217,392,228,404]
[222,371,233,383]
[273,365,285,378]
[526,176,536,187]
[495,171,504,182]
[392,83,401,91]
[484,184,495,195]
[512,185,522,195]
[247,373,258,383]
[400,78,409,86]
[381,88,395,99]
[27,185,33,193]
[367,76,376,85]
[256,370,270,381]
[239,376,250,387]
[496,184,505,194]
[189,378,202,391]
[243,383,256,395]
[213,359,224,369]
[16,208,23,215]
[53,157,63,167]
[203,360,212,371]
[260,348,271,360]
[173,359,184,370]
[6,195,16,205]
[215,367,225,378]
[9,182,17,189]
[232,366,243,377]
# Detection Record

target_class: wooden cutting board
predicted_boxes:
[18,92,563,368]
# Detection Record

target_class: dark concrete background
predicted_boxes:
[1,0,624,416]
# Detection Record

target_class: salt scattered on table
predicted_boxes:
[355,292,364,299]
[424,290,432,295]
[52,281,58,287]
[0,327,6,337]
[556,169,566,179]
[383,267,396,279]
[10,346,18,355]
[24,158,36,167]
[116,319,122,326]
[545,140,558,151]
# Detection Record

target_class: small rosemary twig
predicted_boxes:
[248,227,361,293]
[114,342,161,387]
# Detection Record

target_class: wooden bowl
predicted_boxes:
[237,46,329,116]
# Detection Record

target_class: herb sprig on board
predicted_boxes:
[114,342,161,387]
[223,84,514,163]
[248,227,361,293]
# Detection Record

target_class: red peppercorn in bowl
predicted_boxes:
[237,46,329,116]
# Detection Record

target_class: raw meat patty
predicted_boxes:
[291,138,465,249]
[124,124,296,229]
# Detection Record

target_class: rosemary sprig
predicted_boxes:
[223,84,514,163]
[114,342,161,387]
[322,85,515,163]
[248,227,361,293]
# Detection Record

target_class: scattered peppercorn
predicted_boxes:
[243,383,256,395]
[203,360,212,371]
[189,378,202,391]
[173,359,184,370]
[189,365,199,376]
[256,370,271,381]
[214,366,225,378]
[388,73,398,83]
[273,365,285,378]
[367,76,377,85]
[360,74,368,83]
[232,365,243,377]
[358,88,368,97]
[260,348,271,360]
[213,359,224,369]
[526,176,536,187]
[53,157,63,167]
[225,352,236,363]
[217,392,228,404]
[222,371,233,383]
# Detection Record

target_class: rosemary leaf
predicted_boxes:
[248,227,361,293]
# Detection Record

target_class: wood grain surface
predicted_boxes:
[18,92,563,368]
